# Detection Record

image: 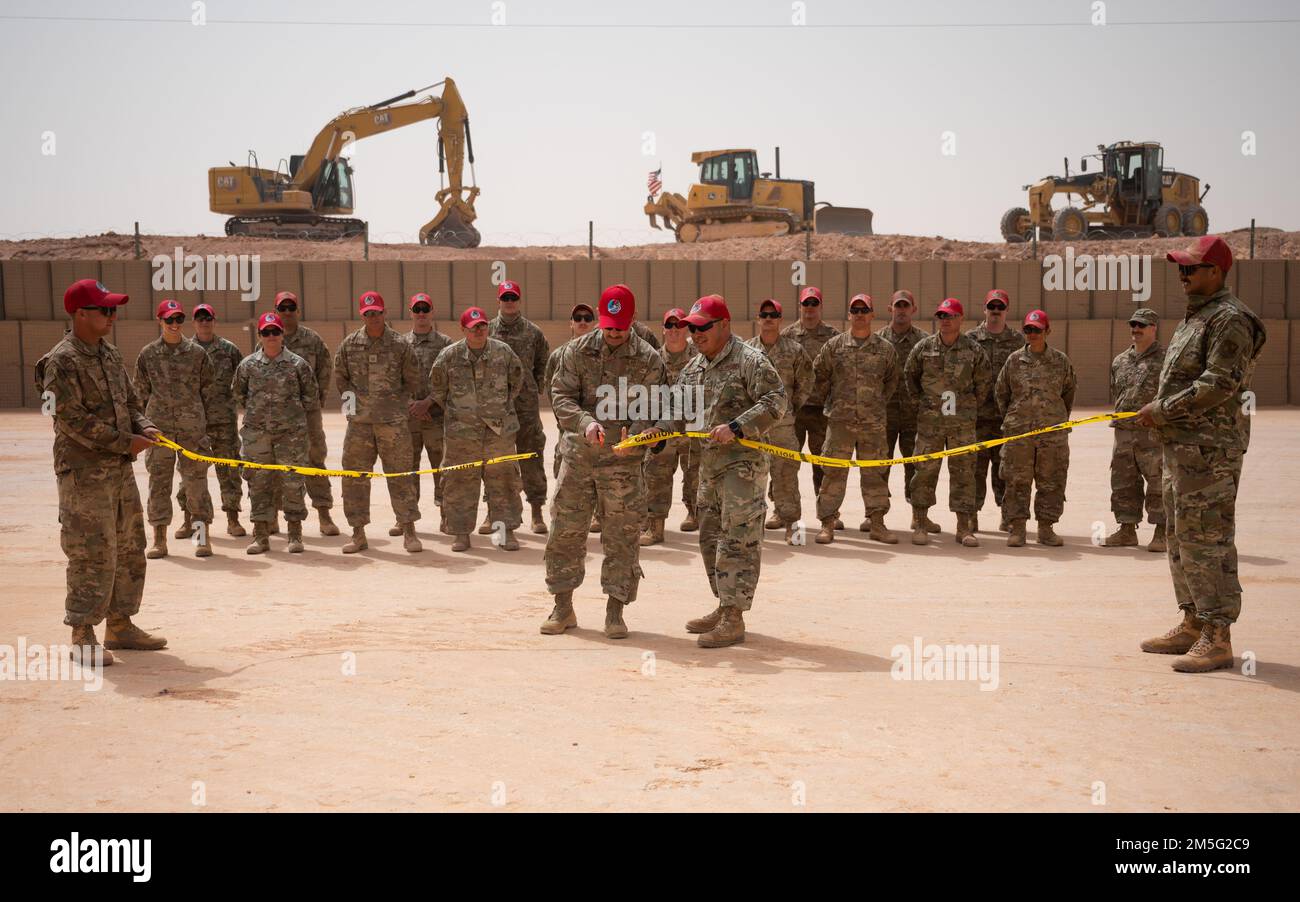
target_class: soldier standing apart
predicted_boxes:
[995,310,1077,548]
[746,300,811,544]
[656,295,786,648]
[642,307,704,545]
[427,307,525,553]
[38,279,166,664]
[486,280,550,535]
[186,302,247,537]
[877,289,929,527]
[783,286,840,512]
[1137,236,1266,673]
[233,313,320,554]
[334,291,423,554]
[1105,308,1167,552]
[398,292,453,536]
[135,299,216,559]
[544,303,596,477]
[813,293,900,545]
[966,289,1025,531]
[904,298,992,547]
[541,286,666,638]
[273,291,339,536]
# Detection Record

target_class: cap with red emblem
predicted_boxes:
[849,293,873,310]
[64,279,129,316]
[460,307,488,329]
[758,299,782,315]
[985,289,1010,305]
[274,290,298,307]
[257,312,284,332]
[663,307,688,324]
[598,284,635,330]
[1023,309,1050,328]
[193,303,216,318]
[799,286,822,304]
[156,298,184,319]
[684,294,731,326]
[935,298,964,317]
[1166,235,1233,273]
[497,280,521,300]
[358,291,384,314]
[409,292,432,310]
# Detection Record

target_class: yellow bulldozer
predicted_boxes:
[645,148,873,242]
[208,78,481,247]
[1000,141,1210,242]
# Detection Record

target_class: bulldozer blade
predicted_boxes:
[814,205,874,237]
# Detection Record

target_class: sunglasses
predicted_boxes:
[1023,325,1043,335]
[275,303,297,312]
[1128,322,1150,329]
[664,319,687,328]
[499,294,520,302]
[194,314,215,323]
[362,310,384,318]
[687,319,720,334]
[757,311,782,320]
[259,328,283,337]
[934,312,955,320]
[800,299,821,307]
[849,306,872,315]
[411,304,432,314]
[985,302,1007,311]
[573,314,594,323]
[86,305,118,316]
[1177,263,1214,277]
[162,314,186,325]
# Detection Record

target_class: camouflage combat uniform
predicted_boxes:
[232,348,320,523]
[428,338,525,535]
[37,335,155,627]
[543,340,572,480]
[813,332,899,522]
[334,324,422,528]
[658,335,786,612]
[967,323,1025,511]
[280,324,334,511]
[134,336,216,527]
[1148,287,1266,625]
[645,344,702,521]
[631,320,662,350]
[180,335,244,515]
[545,330,666,602]
[903,333,992,513]
[994,344,1077,525]
[782,320,840,494]
[489,312,550,506]
[404,328,453,509]
[1110,341,1167,526]
[877,323,927,504]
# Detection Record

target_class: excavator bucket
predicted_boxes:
[422,208,481,249]
[814,205,874,237]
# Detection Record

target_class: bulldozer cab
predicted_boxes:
[698,151,757,201]
[1108,144,1163,226]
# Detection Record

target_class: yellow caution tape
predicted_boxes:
[614,411,1138,468]
[153,435,535,479]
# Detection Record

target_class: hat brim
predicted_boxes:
[682,313,716,326]
[359,304,385,313]
[103,293,129,306]
[598,314,633,330]
[1165,251,1198,265]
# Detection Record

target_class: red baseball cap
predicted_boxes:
[409,292,432,310]
[758,298,782,315]
[497,280,521,300]
[460,307,488,329]
[64,279,128,316]
[598,284,635,330]
[849,293,873,310]
[684,294,731,326]
[156,298,184,319]
[985,289,1010,305]
[891,289,915,306]
[358,291,384,314]
[935,298,964,317]
[274,291,298,307]
[799,286,822,304]
[257,312,284,332]
[664,307,688,324]
[1166,235,1233,273]
[1023,309,1049,328]
[193,303,216,319]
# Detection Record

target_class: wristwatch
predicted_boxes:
[728,419,744,439]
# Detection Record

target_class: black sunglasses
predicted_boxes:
[411,304,432,314]
[757,311,782,319]
[194,313,215,322]
[800,299,821,307]
[275,303,297,312]
[664,320,687,328]
[572,314,594,323]
[499,294,520,302]
[259,328,284,337]
[985,302,1007,311]
[687,319,720,333]
[849,306,872,315]
[1177,263,1214,277]
[86,305,117,316]
[1023,325,1043,334]
[162,314,186,325]
[1128,321,1151,329]
[934,312,955,320]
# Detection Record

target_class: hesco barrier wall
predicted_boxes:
[2,258,1298,409]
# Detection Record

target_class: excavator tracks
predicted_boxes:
[225,216,367,241]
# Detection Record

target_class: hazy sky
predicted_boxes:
[2,0,1296,245]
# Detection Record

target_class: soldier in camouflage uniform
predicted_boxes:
[181,302,247,537]
[631,319,662,351]
[544,303,596,477]
[135,299,217,558]
[398,292,453,536]
[1105,308,1167,552]
[541,286,666,639]
[642,307,703,545]
[966,289,1025,531]
[655,295,787,648]
[485,280,549,535]
[37,279,167,664]
[334,291,423,554]
[783,286,840,506]
[233,312,320,554]
[427,306,525,553]
[878,289,929,525]
[813,294,900,545]
[1137,236,1267,674]
[903,298,993,547]
[994,309,1077,548]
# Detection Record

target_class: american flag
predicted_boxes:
[647,166,662,197]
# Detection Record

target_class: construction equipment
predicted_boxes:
[645,148,872,243]
[208,79,481,246]
[1000,141,1209,242]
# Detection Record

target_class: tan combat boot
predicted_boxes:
[497,528,520,552]
[698,606,745,648]
[955,513,979,547]
[104,616,168,651]
[226,512,247,538]
[910,507,930,545]
[452,533,471,552]
[317,508,340,536]
[604,598,629,639]
[70,624,114,666]
[540,591,577,635]
[174,516,194,540]
[286,520,305,554]
[388,522,404,536]
[1172,623,1234,673]
[477,514,494,536]
[1007,519,1027,547]
[999,512,1010,532]
[815,518,836,545]
[686,605,723,634]
[679,510,698,532]
[1036,522,1063,546]
[269,514,281,535]
[1140,608,1201,654]
[194,522,213,557]
[146,525,168,559]
[1147,524,1167,553]
[638,518,665,546]
[922,513,941,534]
[531,502,548,535]
[867,512,898,545]
[834,517,845,531]
[764,511,784,530]
[402,522,423,553]
[246,522,271,555]
[1104,523,1139,547]
[342,526,368,554]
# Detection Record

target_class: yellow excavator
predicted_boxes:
[208,78,481,247]
[645,148,873,242]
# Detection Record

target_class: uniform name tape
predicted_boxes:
[614,411,1138,468]
[152,435,535,479]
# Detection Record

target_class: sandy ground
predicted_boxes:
[1,409,1297,813]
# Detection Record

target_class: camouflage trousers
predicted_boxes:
[57,461,146,627]
[273,406,333,513]
[544,453,645,603]
[514,404,547,506]
[145,432,212,526]
[885,409,918,505]
[242,428,308,523]
[698,457,769,612]
[177,420,241,514]
[763,424,801,525]
[645,435,699,519]
[408,416,446,510]
[1111,428,1165,525]
[1163,443,1243,625]
[816,419,889,522]
[1000,431,1069,524]
[909,422,978,513]
[341,420,419,528]
[973,418,1006,511]
[441,427,522,536]
[794,404,830,495]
